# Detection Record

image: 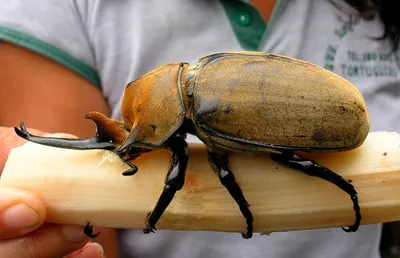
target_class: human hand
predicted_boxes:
[0,126,105,258]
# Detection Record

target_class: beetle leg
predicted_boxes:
[271,152,361,232]
[122,161,138,176]
[83,222,101,238]
[143,137,188,234]
[207,151,253,239]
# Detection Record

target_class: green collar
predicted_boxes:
[220,0,283,50]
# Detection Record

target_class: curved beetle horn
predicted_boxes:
[14,121,116,150]
[115,126,140,154]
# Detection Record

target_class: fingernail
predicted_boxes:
[3,203,40,232]
[61,225,88,242]
[89,242,104,257]
[75,243,104,258]
[91,242,104,257]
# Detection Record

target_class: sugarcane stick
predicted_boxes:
[1,131,399,235]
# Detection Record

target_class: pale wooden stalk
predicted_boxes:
[1,132,399,235]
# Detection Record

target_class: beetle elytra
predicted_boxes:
[15,51,370,239]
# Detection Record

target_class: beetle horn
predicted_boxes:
[14,121,116,150]
[115,126,140,154]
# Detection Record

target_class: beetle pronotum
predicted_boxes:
[15,51,369,239]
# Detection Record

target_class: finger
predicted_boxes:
[65,242,104,258]
[0,223,90,258]
[0,187,46,239]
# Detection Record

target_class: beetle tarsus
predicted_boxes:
[207,151,254,239]
[83,222,101,238]
[271,152,361,233]
[341,194,361,232]
[143,212,157,234]
[143,137,188,235]
[122,161,138,176]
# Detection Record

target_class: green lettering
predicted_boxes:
[340,63,399,77]
[379,53,389,61]
[392,67,398,76]
[324,45,338,71]
[341,64,347,75]
[347,51,356,61]
[324,64,334,71]
[325,54,334,62]
[373,66,383,76]
[335,28,345,39]
[334,15,360,40]
[352,66,359,76]
[365,66,373,77]
[327,45,337,55]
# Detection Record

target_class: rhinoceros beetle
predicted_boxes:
[15,51,370,239]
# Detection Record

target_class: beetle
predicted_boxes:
[14,51,370,239]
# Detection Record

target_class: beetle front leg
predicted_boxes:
[207,151,254,239]
[271,152,361,232]
[121,161,138,176]
[143,137,188,234]
[83,222,100,238]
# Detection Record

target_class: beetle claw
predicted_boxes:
[143,212,157,234]
[341,224,359,232]
[121,161,138,176]
[143,227,156,234]
[241,231,253,239]
[83,222,101,238]
[122,168,138,176]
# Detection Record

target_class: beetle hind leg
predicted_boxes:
[208,151,253,239]
[271,152,361,232]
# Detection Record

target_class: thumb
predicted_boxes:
[0,126,46,173]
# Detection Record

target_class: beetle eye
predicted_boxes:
[127,147,140,156]
[127,146,138,152]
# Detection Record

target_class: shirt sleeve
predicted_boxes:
[0,0,100,88]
